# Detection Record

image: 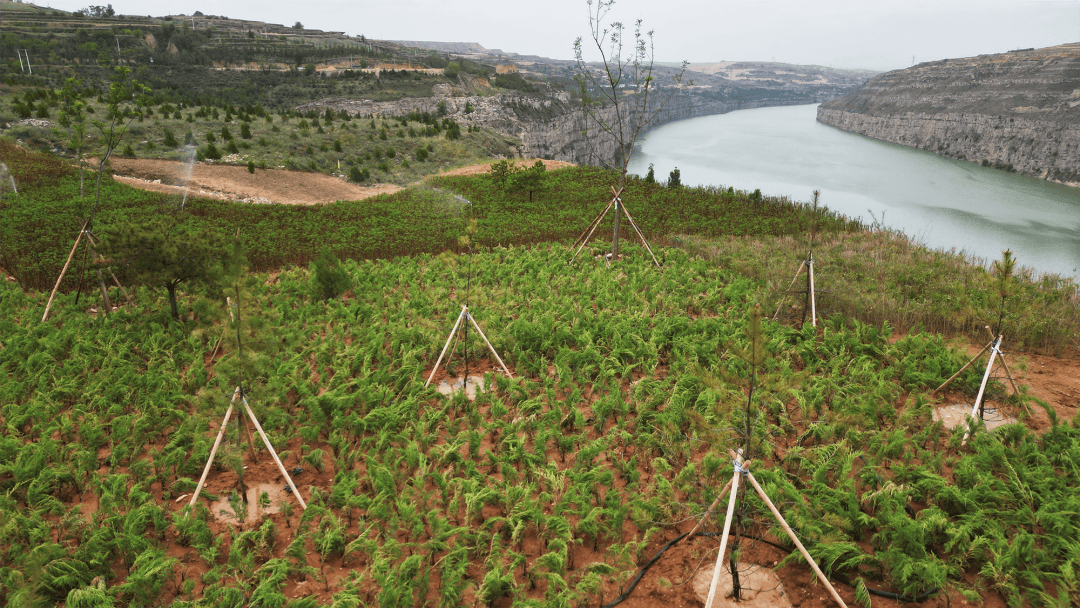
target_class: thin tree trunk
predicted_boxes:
[612,198,621,260]
[96,269,112,315]
[167,283,179,321]
[74,239,91,305]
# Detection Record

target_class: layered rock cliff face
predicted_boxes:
[818,44,1080,187]
[298,65,869,168]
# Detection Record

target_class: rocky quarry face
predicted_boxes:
[297,67,868,168]
[817,43,1080,187]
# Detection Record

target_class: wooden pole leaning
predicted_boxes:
[773,260,807,321]
[188,386,241,512]
[241,395,306,510]
[703,453,745,608]
[618,202,662,268]
[738,456,849,608]
[465,308,514,379]
[425,305,467,387]
[983,326,1020,395]
[84,231,132,304]
[569,197,616,265]
[962,335,1003,446]
[569,198,613,251]
[931,338,994,395]
[689,476,736,539]
[42,217,91,322]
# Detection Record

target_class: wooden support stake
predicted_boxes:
[85,232,132,304]
[962,335,1002,446]
[619,202,662,268]
[188,387,241,512]
[703,458,743,608]
[773,261,807,321]
[689,476,735,539]
[743,467,849,608]
[425,305,467,387]
[569,201,610,250]
[931,339,993,395]
[808,253,818,327]
[42,218,91,322]
[466,309,513,379]
[983,326,1020,395]
[569,198,615,264]
[241,396,306,510]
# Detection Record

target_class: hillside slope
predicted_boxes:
[817,43,1080,187]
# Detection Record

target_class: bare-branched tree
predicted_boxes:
[572,0,687,260]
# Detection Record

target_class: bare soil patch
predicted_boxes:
[109,157,402,205]
[107,157,573,205]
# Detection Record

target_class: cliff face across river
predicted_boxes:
[817,43,1080,188]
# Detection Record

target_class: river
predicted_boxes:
[627,104,1080,279]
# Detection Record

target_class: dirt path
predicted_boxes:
[108,157,573,205]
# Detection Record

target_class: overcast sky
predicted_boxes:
[39,0,1080,71]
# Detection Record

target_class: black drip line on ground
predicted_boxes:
[601,453,940,608]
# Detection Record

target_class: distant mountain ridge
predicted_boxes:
[388,41,506,56]
[818,43,1080,187]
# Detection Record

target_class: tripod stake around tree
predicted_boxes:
[187,386,307,514]
[568,186,661,268]
[772,250,819,327]
[425,304,513,388]
[932,327,1020,446]
[703,450,848,608]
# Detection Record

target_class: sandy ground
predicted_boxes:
[107,157,573,205]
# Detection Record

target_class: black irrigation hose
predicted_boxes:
[599,530,937,608]
[600,532,688,608]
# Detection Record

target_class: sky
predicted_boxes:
[37,0,1080,71]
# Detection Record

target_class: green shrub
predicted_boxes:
[312,247,352,300]
[163,128,179,148]
[348,166,369,183]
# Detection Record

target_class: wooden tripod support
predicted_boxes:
[772,251,818,327]
[42,218,91,322]
[41,220,131,322]
[931,326,1020,446]
[568,187,661,268]
[425,304,513,388]
[188,386,307,514]
[703,450,848,608]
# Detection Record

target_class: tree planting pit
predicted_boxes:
[933,401,1017,431]
[211,482,289,527]
[693,562,792,608]
[436,374,487,400]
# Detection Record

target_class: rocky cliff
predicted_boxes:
[818,43,1080,187]
[299,63,871,167]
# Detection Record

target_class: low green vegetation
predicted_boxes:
[675,231,1080,356]
[1,132,1078,606]
[1,240,1078,606]
[0,141,859,292]
[3,87,519,185]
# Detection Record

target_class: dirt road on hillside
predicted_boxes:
[108,158,572,205]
